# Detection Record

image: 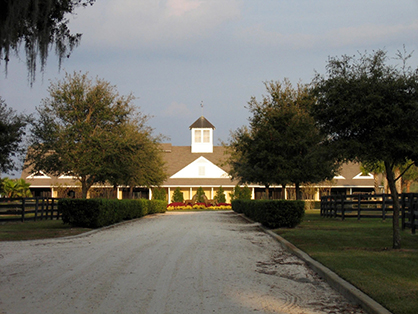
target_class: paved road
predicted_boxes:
[0,211,364,314]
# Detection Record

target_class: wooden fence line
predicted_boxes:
[0,197,61,222]
[320,193,418,234]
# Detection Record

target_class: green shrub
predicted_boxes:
[195,187,206,202]
[232,199,304,228]
[152,187,167,201]
[173,187,184,202]
[230,184,252,201]
[214,186,226,203]
[149,200,167,214]
[59,198,165,228]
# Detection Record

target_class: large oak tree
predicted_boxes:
[27,72,166,198]
[311,49,418,249]
[226,79,337,199]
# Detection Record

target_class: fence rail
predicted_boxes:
[0,198,61,222]
[320,193,418,233]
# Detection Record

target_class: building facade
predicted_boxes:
[22,116,377,200]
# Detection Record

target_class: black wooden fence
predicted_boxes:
[0,198,61,222]
[320,193,418,233]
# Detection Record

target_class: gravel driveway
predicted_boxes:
[0,211,364,314]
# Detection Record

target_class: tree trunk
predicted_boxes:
[406,180,412,193]
[384,161,401,249]
[373,172,380,194]
[129,186,134,199]
[395,168,402,193]
[81,181,88,199]
[80,176,94,199]
[295,182,301,200]
[265,185,270,199]
[113,185,118,199]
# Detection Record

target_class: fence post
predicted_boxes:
[34,197,39,221]
[341,196,345,220]
[401,193,406,229]
[51,198,55,220]
[45,198,49,220]
[21,198,25,222]
[40,198,44,220]
[382,194,386,220]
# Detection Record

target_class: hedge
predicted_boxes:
[231,199,304,228]
[59,198,167,228]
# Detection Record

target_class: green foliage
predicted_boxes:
[232,199,305,228]
[59,198,165,228]
[195,187,206,203]
[104,122,167,191]
[1,177,32,198]
[27,72,165,199]
[0,0,95,84]
[230,184,252,201]
[311,49,418,248]
[214,186,226,203]
[172,187,184,203]
[149,200,167,214]
[226,79,337,198]
[152,187,167,201]
[0,98,30,174]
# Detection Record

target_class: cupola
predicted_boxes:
[189,116,215,153]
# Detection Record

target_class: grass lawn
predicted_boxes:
[275,210,418,314]
[0,220,92,241]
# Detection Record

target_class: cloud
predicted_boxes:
[324,21,418,48]
[166,0,203,17]
[71,0,241,50]
[163,102,192,117]
[234,20,418,51]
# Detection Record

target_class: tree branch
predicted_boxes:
[395,161,415,182]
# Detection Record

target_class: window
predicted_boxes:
[203,130,210,143]
[195,130,202,143]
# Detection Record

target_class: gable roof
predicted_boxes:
[160,144,238,186]
[331,162,376,187]
[189,116,215,129]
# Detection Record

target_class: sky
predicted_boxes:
[2,0,418,151]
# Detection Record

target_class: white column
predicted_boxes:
[284,187,287,200]
[149,188,152,200]
[315,188,320,201]
[211,187,214,199]
[252,187,255,200]
[168,187,171,203]
[190,187,193,199]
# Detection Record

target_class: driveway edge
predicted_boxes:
[263,228,393,314]
[235,213,392,314]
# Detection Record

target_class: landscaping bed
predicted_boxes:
[167,202,231,210]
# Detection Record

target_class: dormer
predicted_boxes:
[190,116,215,153]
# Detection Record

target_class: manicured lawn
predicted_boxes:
[0,220,92,241]
[275,210,418,314]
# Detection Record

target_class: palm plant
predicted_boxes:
[1,177,32,198]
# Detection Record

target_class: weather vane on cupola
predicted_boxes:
[200,100,204,117]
